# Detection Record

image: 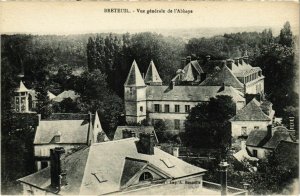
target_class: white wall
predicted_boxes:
[231,121,271,137]
[247,146,271,159]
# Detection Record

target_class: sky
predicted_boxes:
[0,1,299,35]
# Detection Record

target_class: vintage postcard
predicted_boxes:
[1,1,299,195]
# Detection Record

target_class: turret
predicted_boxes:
[14,81,30,113]
[124,60,147,123]
[144,60,163,85]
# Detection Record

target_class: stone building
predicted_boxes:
[124,55,264,133]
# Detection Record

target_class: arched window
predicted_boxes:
[139,172,153,182]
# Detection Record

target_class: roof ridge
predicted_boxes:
[92,137,138,146]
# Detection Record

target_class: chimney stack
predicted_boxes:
[50,147,65,192]
[240,140,246,150]
[137,133,155,155]
[226,59,233,70]
[239,57,244,65]
[172,147,179,157]
[219,160,229,196]
[186,56,192,64]
[267,124,273,139]
[234,58,239,66]
[122,129,136,139]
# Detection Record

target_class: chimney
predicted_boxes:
[219,160,229,196]
[122,129,136,139]
[239,58,244,65]
[241,140,246,150]
[267,124,273,138]
[234,58,239,66]
[172,147,179,157]
[142,73,145,80]
[243,50,249,64]
[54,131,61,143]
[186,56,191,64]
[289,117,295,130]
[206,55,211,62]
[181,58,186,68]
[137,133,155,155]
[50,147,65,192]
[226,59,233,70]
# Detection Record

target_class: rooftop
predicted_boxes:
[114,126,158,143]
[144,60,163,84]
[52,90,80,102]
[19,138,206,195]
[124,60,146,87]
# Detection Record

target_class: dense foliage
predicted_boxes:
[184,95,236,158]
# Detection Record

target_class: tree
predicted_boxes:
[279,21,293,47]
[35,82,53,119]
[184,95,236,157]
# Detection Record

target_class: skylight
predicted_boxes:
[161,158,175,168]
[91,172,107,183]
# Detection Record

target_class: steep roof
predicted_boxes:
[52,90,80,102]
[144,60,162,84]
[146,85,244,103]
[230,98,271,121]
[124,60,146,87]
[114,126,158,143]
[199,64,244,89]
[19,138,206,195]
[246,126,295,149]
[246,130,269,147]
[15,81,29,93]
[34,120,90,144]
[28,90,56,101]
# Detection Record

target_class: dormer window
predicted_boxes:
[139,172,153,182]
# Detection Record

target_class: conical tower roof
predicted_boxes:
[15,80,29,93]
[144,60,162,84]
[124,60,145,87]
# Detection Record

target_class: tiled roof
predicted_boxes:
[15,81,29,93]
[182,62,199,82]
[230,98,271,121]
[246,126,294,149]
[199,64,244,89]
[19,138,206,195]
[263,127,293,149]
[34,120,90,144]
[52,90,80,102]
[146,85,244,103]
[124,60,146,87]
[114,126,158,143]
[246,130,269,147]
[144,60,162,84]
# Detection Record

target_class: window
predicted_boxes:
[154,104,160,112]
[253,149,258,157]
[175,105,180,113]
[129,87,133,95]
[164,104,170,113]
[254,126,259,130]
[185,105,190,113]
[139,172,153,182]
[241,127,247,136]
[174,120,180,130]
[140,106,143,112]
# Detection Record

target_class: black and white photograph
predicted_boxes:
[1,1,299,195]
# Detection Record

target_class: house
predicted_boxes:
[230,98,275,137]
[33,112,108,171]
[18,136,213,195]
[245,125,296,159]
[52,90,80,102]
[124,58,249,133]
[114,126,158,143]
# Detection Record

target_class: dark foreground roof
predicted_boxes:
[18,138,206,195]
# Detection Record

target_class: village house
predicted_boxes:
[17,135,246,195]
[230,98,275,137]
[33,112,108,171]
[245,125,297,159]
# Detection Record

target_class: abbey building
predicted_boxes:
[124,55,266,134]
